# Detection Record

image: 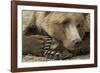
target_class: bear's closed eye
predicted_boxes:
[62,20,70,27]
[77,24,81,28]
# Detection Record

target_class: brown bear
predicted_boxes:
[22,11,90,60]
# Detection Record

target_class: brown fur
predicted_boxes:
[22,11,90,59]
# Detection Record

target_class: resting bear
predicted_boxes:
[22,11,90,60]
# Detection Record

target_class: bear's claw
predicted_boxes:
[42,49,61,59]
[42,49,73,60]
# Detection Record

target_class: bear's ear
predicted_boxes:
[83,13,90,32]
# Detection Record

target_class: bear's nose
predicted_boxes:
[73,39,81,47]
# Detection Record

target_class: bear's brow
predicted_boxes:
[54,14,70,23]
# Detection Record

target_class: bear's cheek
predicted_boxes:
[46,24,71,48]
[51,28,65,41]
[62,37,71,48]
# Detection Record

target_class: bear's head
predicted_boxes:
[40,12,88,52]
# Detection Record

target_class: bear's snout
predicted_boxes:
[62,38,81,50]
[62,24,82,51]
[72,39,82,48]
